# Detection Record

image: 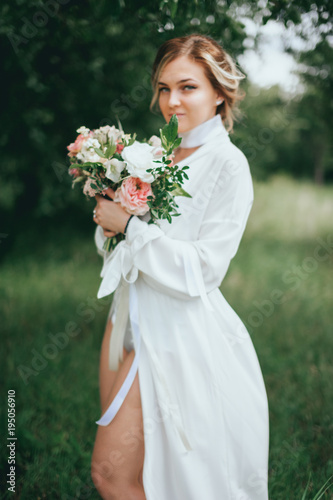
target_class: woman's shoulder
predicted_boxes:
[208,135,251,177]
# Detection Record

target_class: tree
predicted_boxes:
[1,0,332,250]
[0,0,246,231]
[292,40,333,183]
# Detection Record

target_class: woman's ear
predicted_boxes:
[215,96,224,106]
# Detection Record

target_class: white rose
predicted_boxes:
[122,142,156,183]
[105,158,126,182]
[77,137,102,163]
[76,126,90,137]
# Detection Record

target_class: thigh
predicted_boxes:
[92,350,145,486]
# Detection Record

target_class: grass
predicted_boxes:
[1,175,332,499]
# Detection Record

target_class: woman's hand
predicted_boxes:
[93,188,131,237]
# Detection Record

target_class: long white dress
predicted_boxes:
[94,116,269,500]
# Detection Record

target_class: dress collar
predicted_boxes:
[178,114,228,148]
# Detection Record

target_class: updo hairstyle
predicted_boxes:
[150,34,245,132]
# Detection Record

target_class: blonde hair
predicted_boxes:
[150,34,245,132]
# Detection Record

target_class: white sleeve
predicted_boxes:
[95,225,107,257]
[121,152,253,300]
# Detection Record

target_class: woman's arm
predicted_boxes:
[95,153,253,300]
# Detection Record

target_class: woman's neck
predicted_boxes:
[173,146,200,164]
[173,114,227,163]
[178,114,223,148]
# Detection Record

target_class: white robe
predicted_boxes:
[95,120,269,500]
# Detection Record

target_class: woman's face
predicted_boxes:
[158,55,223,134]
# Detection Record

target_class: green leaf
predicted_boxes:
[301,474,311,500]
[171,184,192,198]
[164,147,174,156]
[160,124,169,144]
[69,163,83,169]
[160,135,169,152]
[72,176,86,184]
[167,114,178,141]
[93,147,106,158]
[170,0,178,18]
[127,133,137,146]
[105,142,117,158]
[81,161,104,168]
[312,475,333,500]
[160,114,178,146]
[173,136,182,149]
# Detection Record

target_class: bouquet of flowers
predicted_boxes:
[67,115,191,251]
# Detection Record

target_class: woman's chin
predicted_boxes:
[177,122,192,134]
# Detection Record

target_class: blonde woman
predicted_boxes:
[91,34,269,500]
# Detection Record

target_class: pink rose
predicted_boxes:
[114,177,153,216]
[67,134,85,157]
[67,133,91,157]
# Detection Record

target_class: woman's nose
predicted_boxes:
[168,90,181,107]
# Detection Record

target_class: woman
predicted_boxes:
[91,34,269,500]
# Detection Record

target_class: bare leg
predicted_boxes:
[92,350,146,500]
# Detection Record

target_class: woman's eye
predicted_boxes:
[158,87,169,93]
[183,85,196,91]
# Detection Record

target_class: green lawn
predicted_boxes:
[1,175,332,499]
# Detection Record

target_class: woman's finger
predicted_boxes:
[104,188,115,200]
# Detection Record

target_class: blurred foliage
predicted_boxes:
[261,0,332,36]
[0,0,247,229]
[233,78,333,182]
[293,39,333,184]
[1,0,332,256]
[233,84,296,180]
